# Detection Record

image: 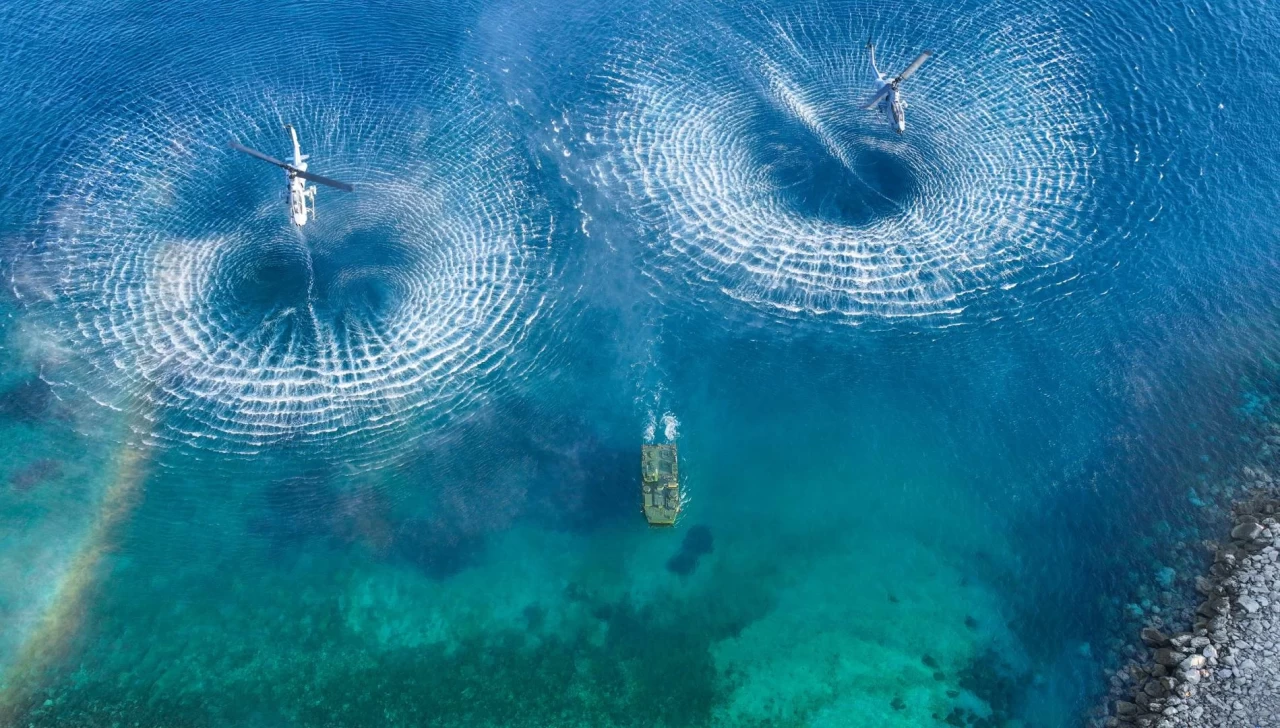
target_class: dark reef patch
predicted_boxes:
[537,440,634,532]
[666,524,714,576]
[955,646,1023,727]
[391,516,485,580]
[15,573,778,728]
[393,397,636,543]
[9,458,62,492]
[0,377,55,423]
[522,603,546,631]
[251,470,340,548]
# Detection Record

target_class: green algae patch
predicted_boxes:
[15,580,773,728]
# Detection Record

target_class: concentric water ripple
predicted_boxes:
[26,72,553,456]
[591,0,1105,323]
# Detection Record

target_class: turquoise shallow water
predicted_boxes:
[3,0,1280,726]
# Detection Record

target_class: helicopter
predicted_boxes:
[863,43,932,134]
[230,125,353,226]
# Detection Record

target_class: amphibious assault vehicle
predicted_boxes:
[641,443,681,526]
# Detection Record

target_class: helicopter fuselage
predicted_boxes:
[284,125,315,226]
[287,169,312,226]
[872,77,907,134]
[230,125,350,226]
[865,44,929,135]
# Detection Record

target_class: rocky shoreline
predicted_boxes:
[1094,467,1280,728]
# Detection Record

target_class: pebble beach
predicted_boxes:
[1098,464,1280,728]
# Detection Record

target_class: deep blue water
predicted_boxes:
[2,0,1280,725]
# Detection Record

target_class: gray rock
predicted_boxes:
[1198,597,1231,618]
[1101,488,1280,726]
[1115,700,1140,717]
[1195,575,1217,595]
[1233,522,1264,541]
[1179,654,1206,671]
[1141,628,1169,648]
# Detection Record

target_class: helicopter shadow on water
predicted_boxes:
[747,101,922,228]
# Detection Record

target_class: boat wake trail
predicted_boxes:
[24,70,554,459]
[589,0,1104,325]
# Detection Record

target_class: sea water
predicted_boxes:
[2,0,1279,725]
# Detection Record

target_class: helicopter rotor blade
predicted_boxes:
[230,142,291,170]
[294,169,354,193]
[230,142,354,192]
[894,50,932,84]
[863,85,892,110]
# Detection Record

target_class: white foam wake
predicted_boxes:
[590,0,1103,324]
[26,72,554,458]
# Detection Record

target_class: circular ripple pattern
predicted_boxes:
[32,72,552,456]
[592,0,1104,323]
